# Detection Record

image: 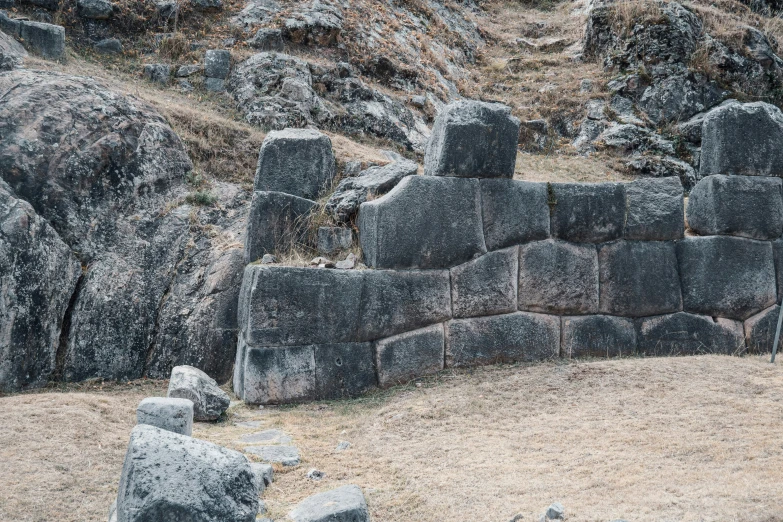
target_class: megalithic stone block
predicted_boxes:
[636,312,745,356]
[677,236,776,320]
[375,324,445,388]
[518,239,599,315]
[744,305,781,354]
[358,175,486,269]
[450,247,518,319]
[598,240,682,317]
[686,175,783,240]
[550,182,625,243]
[562,315,637,358]
[424,99,520,179]
[624,177,684,240]
[445,311,559,367]
[700,101,783,177]
[479,179,549,251]
[253,128,336,200]
[244,191,316,263]
[19,21,65,60]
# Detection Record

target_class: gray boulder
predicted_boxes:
[168,365,230,421]
[254,128,336,200]
[288,485,370,522]
[246,445,300,466]
[450,248,518,318]
[136,397,194,436]
[94,38,122,54]
[446,312,560,367]
[359,176,486,269]
[191,0,222,9]
[248,28,284,51]
[317,226,352,254]
[598,241,682,317]
[0,181,81,392]
[244,191,316,263]
[636,312,745,355]
[624,177,684,240]
[143,63,170,84]
[686,175,783,240]
[701,101,783,177]
[116,425,258,522]
[479,179,550,251]
[550,183,625,243]
[78,0,113,19]
[518,240,599,315]
[0,30,26,70]
[325,156,417,223]
[424,100,520,179]
[250,462,274,491]
[204,49,231,79]
[176,64,202,77]
[744,305,781,354]
[19,21,64,60]
[375,324,445,387]
[677,236,776,320]
[562,315,636,358]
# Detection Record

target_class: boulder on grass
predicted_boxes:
[116,425,258,522]
[424,100,520,179]
[167,365,230,421]
[288,485,370,522]
[136,397,194,436]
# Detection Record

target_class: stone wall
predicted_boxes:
[235,100,783,404]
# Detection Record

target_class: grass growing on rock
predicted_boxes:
[2,356,782,521]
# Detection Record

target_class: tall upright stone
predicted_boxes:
[253,129,336,200]
[424,100,520,179]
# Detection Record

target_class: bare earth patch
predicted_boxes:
[1,356,782,522]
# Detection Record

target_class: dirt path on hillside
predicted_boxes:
[1,356,782,522]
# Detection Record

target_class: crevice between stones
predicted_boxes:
[52,268,86,382]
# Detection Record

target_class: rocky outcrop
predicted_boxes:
[0,70,245,389]
[0,30,25,70]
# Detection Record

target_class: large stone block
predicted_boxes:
[550,183,625,243]
[167,365,230,421]
[744,305,782,354]
[254,129,336,200]
[288,485,370,522]
[445,312,559,367]
[598,240,682,317]
[518,239,599,315]
[636,312,745,355]
[450,248,517,318]
[136,397,194,436]
[357,268,451,341]
[204,49,231,79]
[686,175,783,240]
[624,177,684,240]
[240,343,376,403]
[239,266,364,347]
[19,21,65,60]
[359,176,486,269]
[479,179,549,251]
[562,315,636,358]
[375,324,445,387]
[424,100,520,179]
[700,101,783,177]
[244,191,316,263]
[677,236,776,320]
[116,425,258,522]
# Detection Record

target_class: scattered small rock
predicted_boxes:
[310,256,335,268]
[508,514,523,522]
[136,397,194,436]
[143,63,170,85]
[167,365,230,421]
[245,445,301,466]
[336,441,350,451]
[579,78,593,92]
[335,253,356,270]
[546,502,565,520]
[261,253,277,264]
[306,468,325,480]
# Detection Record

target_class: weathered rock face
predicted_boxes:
[168,365,231,421]
[18,21,65,60]
[687,175,783,239]
[228,52,428,151]
[254,129,336,200]
[450,248,518,319]
[700,102,783,177]
[244,191,316,263]
[116,425,258,522]
[0,180,81,392]
[77,0,113,19]
[562,315,636,358]
[0,30,26,70]
[424,100,520,179]
[325,155,417,223]
[0,70,244,388]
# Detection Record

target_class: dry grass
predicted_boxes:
[515,150,633,182]
[2,356,783,521]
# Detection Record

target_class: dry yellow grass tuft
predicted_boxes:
[2,356,782,521]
